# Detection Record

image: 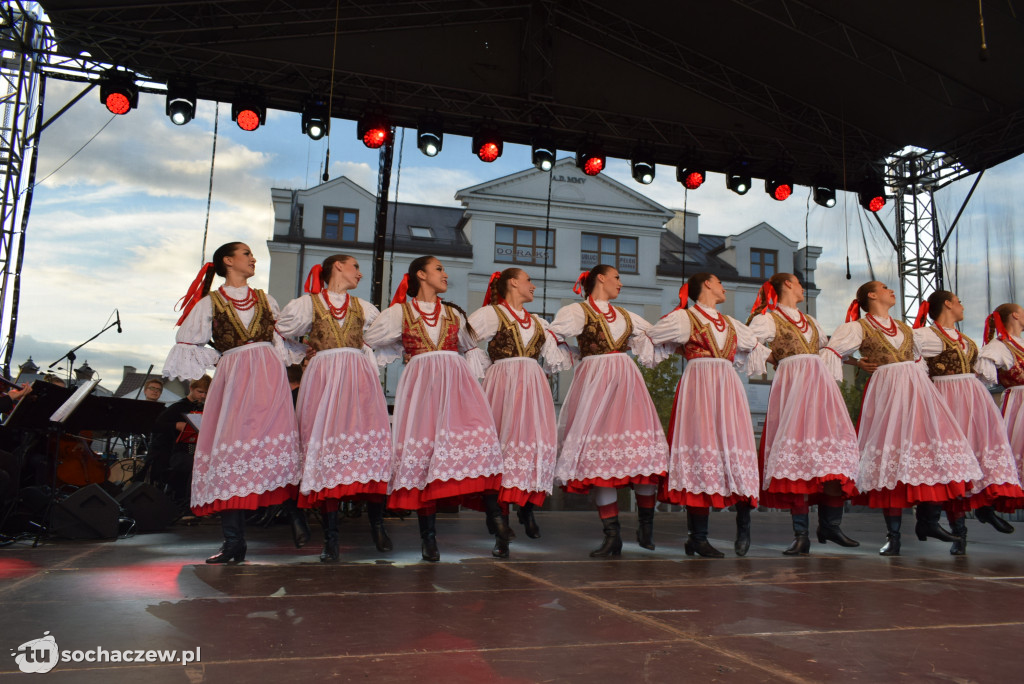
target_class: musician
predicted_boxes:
[142,378,165,403]
[0,383,31,415]
[148,376,210,505]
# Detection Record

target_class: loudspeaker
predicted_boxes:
[117,483,176,532]
[51,484,120,539]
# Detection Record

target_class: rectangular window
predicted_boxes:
[323,207,357,241]
[494,225,555,266]
[409,226,434,239]
[750,249,777,279]
[580,233,639,274]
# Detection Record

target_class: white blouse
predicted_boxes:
[820,316,921,381]
[277,292,381,365]
[747,305,828,349]
[548,300,661,367]
[646,305,769,376]
[977,336,1024,385]
[913,326,979,376]
[467,305,573,373]
[162,285,298,381]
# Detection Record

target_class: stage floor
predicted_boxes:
[1,508,1023,682]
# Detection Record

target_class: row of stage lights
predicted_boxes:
[99,71,886,213]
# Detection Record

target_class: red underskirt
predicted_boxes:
[191,485,298,517]
[498,487,548,507]
[387,474,503,512]
[563,473,664,495]
[297,480,388,509]
[658,487,758,509]
[760,475,859,509]
[944,482,1024,515]
[852,481,971,509]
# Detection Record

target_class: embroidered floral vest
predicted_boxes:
[209,289,275,353]
[925,326,978,377]
[576,302,633,357]
[996,340,1024,388]
[400,301,460,363]
[858,318,915,366]
[307,293,365,351]
[487,306,545,361]
[683,309,738,362]
[766,310,819,365]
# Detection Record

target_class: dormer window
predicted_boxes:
[751,248,777,279]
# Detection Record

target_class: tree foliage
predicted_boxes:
[636,354,683,433]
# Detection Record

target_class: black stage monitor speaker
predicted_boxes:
[51,484,120,539]
[117,483,177,533]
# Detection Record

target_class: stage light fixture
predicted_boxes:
[859,182,886,212]
[417,115,443,157]
[100,70,138,115]
[676,166,705,190]
[576,144,605,176]
[726,170,751,195]
[631,148,655,184]
[472,128,503,162]
[358,111,390,148]
[765,178,793,201]
[231,88,266,131]
[531,134,556,172]
[164,79,196,125]
[302,96,329,140]
[813,186,836,208]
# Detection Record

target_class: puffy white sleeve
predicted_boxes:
[746,311,777,345]
[548,303,586,339]
[819,322,863,381]
[539,319,574,373]
[647,309,690,346]
[358,298,383,366]
[467,306,500,344]
[162,297,221,381]
[731,316,770,376]
[977,339,1014,385]
[455,308,491,379]
[622,310,671,367]
[276,295,313,340]
[266,294,306,365]
[913,327,943,360]
[364,303,405,366]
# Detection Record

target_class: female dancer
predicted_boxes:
[977,302,1024,533]
[277,255,394,562]
[647,272,768,558]
[467,269,571,556]
[913,291,1023,554]
[548,264,669,558]
[747,273,861,555]
[163,242,303,563]
[363,256,508,562]
[821,281,979,556]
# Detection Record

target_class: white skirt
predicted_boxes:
[1002,386,1024,477]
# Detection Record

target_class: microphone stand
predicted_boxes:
[48,320,120,385]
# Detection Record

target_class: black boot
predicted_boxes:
[492,534,510,558]
[483,494,513,543]
[590,516,623,558]
[418,513,440,562]
[207,510,247,563]
[517,503,541,539]
[287,502,311,549]
[684,511,724,558]
[636,506,655,550]
[880,512,902,556]
[366,501,393,552]
[320,510,340,563]
[816,505,860,547]
[975,505,1015,534]
[915,503,960,542]
[948,514,968,556]
[734,502,751,556]
[783,513,811,556]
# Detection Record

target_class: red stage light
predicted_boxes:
[363,126,388,149]
[868,195,885,212]
[477,141,500,162]
[682,170,704,190]
[772,184,792,201]
[583,156,604,175]
[235,109,261,131]
[105,92,131,115]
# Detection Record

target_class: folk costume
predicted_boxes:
[978,330,1024,481]
[647,301,769,557]
[548,295,669,557]
[822,313,980,555]
[277,272,394,561]
[748,301,860,555]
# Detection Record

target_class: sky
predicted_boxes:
[8,77,1024,390]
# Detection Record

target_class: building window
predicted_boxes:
[494,225,555,266]
[750,249,777,279]
[409,226,434,239]
[580,233,638,274]
[323,207,357,241]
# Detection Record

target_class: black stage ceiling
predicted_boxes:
[38,1,1024,190]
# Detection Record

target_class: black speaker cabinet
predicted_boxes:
[117,483,176,532]
[51,484,119,539]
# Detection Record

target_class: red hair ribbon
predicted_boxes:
[749,281,778,317]
[984,311,1008,343]
[572,271,588,297]
[303,264,323,294]
[483,271,502,307]
[174,262,214,326]
[912,301,929,329]
[845,299,861,323]
[676,283,689,311]
[389,274,409,307]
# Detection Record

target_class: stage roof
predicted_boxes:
[37,0,1024,191]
